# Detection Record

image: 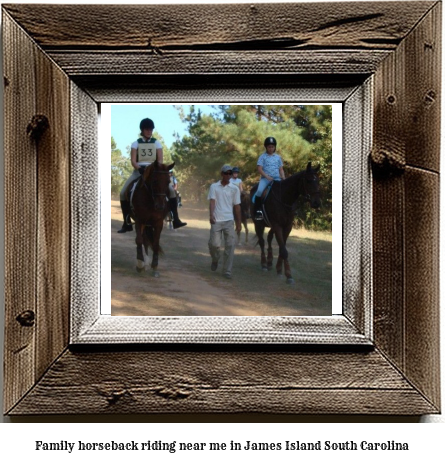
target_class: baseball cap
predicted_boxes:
[221,164,233,173]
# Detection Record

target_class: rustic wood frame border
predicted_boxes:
[2,2,441,415]
[71,84,372,346]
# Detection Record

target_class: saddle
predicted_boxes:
[253,182,274,227]
[253,181,273,202]
[128,178,139,211]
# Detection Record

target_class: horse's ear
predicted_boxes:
[306,162,312,172]
[314,164,320,173]
[167,162,175,171]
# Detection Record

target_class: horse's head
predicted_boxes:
[144,161,175,211]
[303,162,321,208]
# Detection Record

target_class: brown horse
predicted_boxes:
[129,161,174,277]
[236,191,250,245]
[250,162,321,284]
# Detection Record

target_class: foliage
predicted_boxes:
[111,136,132,197]
[111,106,333,230]
[170,105,333,231]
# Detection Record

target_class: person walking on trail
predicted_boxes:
[117,117,186,232]
[208,164,242,279]
[252,136,285,221]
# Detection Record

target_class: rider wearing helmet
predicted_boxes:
[253,137,285,221]
[117,118,186,232]
[229,167,244,193]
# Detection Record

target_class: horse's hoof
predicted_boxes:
[286,278,295,285]
[136,266,144,273]
[262,267,268,272]
[277,273,284,279]
[152,270,160,278]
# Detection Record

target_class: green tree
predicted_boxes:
[171,105,333,230]
[111,137,132,197]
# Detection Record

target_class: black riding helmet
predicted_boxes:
[140,118,155,131]
[264,136,277,148]
[232,167,240,173]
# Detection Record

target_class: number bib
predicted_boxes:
[137,142,157,164]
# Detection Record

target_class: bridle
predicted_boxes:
[142,169,170,207]
[300,173,320,203]
[270,172,320,210]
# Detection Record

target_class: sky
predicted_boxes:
[108,104,214,156]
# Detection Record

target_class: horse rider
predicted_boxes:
[169,169,182,207]
[252,136,285,221]
[230,167,244,193]
[117,118,186,232]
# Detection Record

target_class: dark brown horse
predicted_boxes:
[236,191,250,245]
[250,162,321,284]
[129,161,174,277]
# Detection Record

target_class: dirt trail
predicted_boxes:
[111,200,332,317]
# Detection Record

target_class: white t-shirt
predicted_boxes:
[208,181,241,222]
[230,178,242,189]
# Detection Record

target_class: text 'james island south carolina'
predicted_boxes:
[35,440,409,453]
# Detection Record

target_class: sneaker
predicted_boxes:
[223,272,232,279]
[211,261,218,271]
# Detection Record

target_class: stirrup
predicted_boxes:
[254,210,263,221]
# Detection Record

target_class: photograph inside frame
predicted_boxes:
[105,104,341,318]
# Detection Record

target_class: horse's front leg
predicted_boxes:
[150,221,163,277]
[281,224,295,284]
[274,226,294,283]
[255,223,267,271]
[135,223,145,273]
[244,220,249,244]
[267,229,274,270]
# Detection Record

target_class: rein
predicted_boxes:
[270,172,320,210]
[142,169,170,203]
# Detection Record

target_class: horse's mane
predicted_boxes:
[281,169,306,186]
[142,161,156,182]
[143,161,174,179]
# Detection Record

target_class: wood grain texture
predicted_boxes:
[3,11,71,413]
[2,2,435,49]
[8,349,437,415]
[34,38,71,382]
[76,75,364,104]
[404,2,441,171]
[404,168,440,407]
[46,50,390,77]
[3,13,38,414]
[70,83,100,336]
[372,2,441,410]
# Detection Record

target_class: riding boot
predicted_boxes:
[169,198,187,229]
[117,200,133,233]
[254,196,264,221]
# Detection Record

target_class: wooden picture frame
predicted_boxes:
[2,2,441,415]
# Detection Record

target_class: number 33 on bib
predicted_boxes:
[137,142,157,163]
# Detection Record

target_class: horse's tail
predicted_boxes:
[144,226,164,255]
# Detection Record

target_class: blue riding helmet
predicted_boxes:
[232,167,240,173]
